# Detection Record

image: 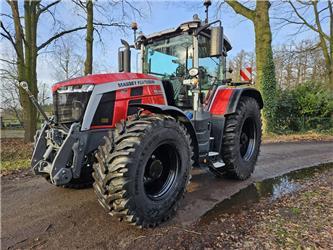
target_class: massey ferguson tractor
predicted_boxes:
[23,0,263,227]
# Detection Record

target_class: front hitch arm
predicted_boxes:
[20,81,53,126]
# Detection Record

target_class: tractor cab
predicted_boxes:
[119,15,232,112]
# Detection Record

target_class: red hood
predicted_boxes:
[52,72,159,92]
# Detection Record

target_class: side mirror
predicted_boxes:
[210,26,223,57]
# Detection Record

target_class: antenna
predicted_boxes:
[131,22,138,42]
[204,0,212,24]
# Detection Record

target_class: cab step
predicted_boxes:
[208,151,219,157]
[213,161,225,168]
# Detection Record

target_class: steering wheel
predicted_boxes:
[176,65,186,77]
[198,66,207,78]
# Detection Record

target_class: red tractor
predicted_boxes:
[24,1,263,227]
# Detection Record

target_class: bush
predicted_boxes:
[274,81,333,133]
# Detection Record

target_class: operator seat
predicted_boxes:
[162,80,176,106]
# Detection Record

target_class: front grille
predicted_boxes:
[53,91,91,124]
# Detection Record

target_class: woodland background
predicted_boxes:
[0,0,332,142]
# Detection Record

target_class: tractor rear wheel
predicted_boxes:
[93,114,193,227]
[221,96,262,180]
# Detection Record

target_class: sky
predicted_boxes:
[0,0,324,87]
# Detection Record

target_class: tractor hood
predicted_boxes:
[52,72,159,93]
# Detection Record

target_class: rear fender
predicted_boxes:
[130,103,199,166]
[209,87,263,116]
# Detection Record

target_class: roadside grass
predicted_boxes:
[263,130,333,143]
[0,138,32,174]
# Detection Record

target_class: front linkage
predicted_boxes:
[21,82,106,187]
[32,122,108,187]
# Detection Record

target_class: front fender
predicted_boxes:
[130,104,199,166]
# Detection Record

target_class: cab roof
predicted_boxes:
[138,20,232,52]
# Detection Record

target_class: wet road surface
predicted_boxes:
[1,141,333,249]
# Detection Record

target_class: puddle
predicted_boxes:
[199,162,333,225]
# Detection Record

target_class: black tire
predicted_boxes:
[93,114,193,228]
[221,96,262,180]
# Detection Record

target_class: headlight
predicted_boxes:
[57,84,94,93]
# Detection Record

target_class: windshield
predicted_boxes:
[144,33,222,84]
[144,34,192,77]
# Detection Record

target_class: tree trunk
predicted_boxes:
[22,1,39,142]
[226,0,277,132]
[254,2,277,132]
[84,0,93,75]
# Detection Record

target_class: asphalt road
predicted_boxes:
[1,141,333,249]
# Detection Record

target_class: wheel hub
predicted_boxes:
[239,117,256,161]
[240,132,249,145]
[148,158,163,180]
[143,143,180,200]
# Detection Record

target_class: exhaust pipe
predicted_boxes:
[118,39,131,72]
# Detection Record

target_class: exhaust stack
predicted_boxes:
[118,39,131,72]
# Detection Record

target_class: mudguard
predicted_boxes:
[209,87,263,116]
[130,103,199,165]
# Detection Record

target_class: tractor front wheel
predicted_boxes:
[93,114,193,227]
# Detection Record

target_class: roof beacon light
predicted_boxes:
[204,0,212,24]
[131,21,138,42]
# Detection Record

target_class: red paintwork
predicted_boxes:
[92,85,165,129]
[52,72,159,92]
[209,88,234,115]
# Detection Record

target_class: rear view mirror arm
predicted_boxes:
[194,20,221,36]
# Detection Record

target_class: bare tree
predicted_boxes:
[52,37,84,81]
[1,52,51,126]
[274,0,332,90]
[274,39,327,88]
[0,0,87,142]
[72,0,148,76]
[0,65,23,126]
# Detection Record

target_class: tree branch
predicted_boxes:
[288,0,330,40]
[0,13,13,19]
[37,0,61,17]
[0,21,18,54]
[0,57,17,65]
[93,22,129,28]
[225,0,255,21]
[37,26,86,51]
